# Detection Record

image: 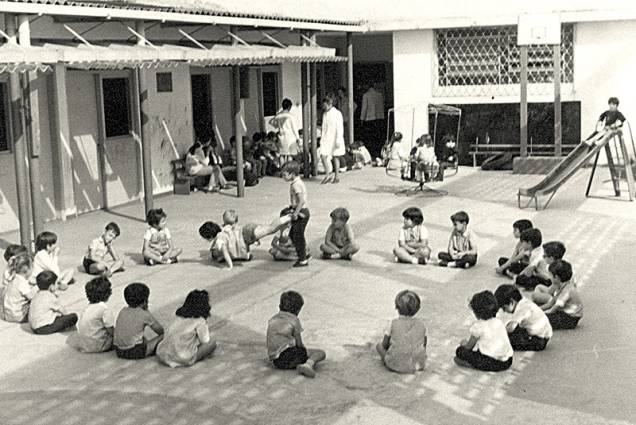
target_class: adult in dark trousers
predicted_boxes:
[360,81,385,161]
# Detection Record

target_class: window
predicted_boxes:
[262,72,279,116]
[156,72,173,93]
[102,78,131,138]
[0,82,9,152]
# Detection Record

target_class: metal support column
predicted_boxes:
[231,26,244,197]
[346,33,355,150]
[300,35,311,178]
[553,44,562,157]
[6,14,32,249]
[520,46,528,158]
[135,21,153,214]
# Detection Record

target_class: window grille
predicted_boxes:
[434,25,574,97]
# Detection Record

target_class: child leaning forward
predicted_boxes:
[320,207,360,260]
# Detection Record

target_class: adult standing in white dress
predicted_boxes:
[269,98,300,166]
[320,95,345,184]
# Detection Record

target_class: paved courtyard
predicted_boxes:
[0,166,634,425]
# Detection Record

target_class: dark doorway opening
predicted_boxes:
[191,74,213,142]
[353,62,393,141]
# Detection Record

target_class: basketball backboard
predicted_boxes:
[518,13,561,46]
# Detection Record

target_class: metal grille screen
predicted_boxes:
[434,25,574,97]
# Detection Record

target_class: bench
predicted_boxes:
[171,159,209,195]
[469,143,578,167]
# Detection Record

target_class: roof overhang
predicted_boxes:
[0,1,367,33]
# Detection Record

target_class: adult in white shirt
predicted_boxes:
[319,95,345,184]
[269,98,301,166]
[360,81,385,160]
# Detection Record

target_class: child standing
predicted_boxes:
[454,290,513,372]
[68,277,115,353]
[438,211,478,268]
[114,283,164,359]
[376,290,427,374]
[142,208,183,266]
[496,219,533,277]
[83,222,125,277]
[282,161,311,268]
[2,255,36,323]
[156,289,217,367]
[539,260,583,330]
[29,271,78,334]
[33,231,75,288]
[267,291,326,378]
[320,208,360,260]
[494,284,552,351]
[393,207,431,265]
[199,209,292,269]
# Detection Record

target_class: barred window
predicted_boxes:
[436,25,574,88]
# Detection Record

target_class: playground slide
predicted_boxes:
[518,130,616,206]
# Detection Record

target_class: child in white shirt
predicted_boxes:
[142,208,183,266]
[393,207,431,265]
[67,277,115,353]
[33,231,75,288]
[2,254,37,323]
[1,244,28,318]
[540,260,583,330]
[29,271,78,334]
[437,211,478,268]
[83,222,125,277]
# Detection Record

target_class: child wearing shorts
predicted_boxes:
[29,271,78,334]
[83,222,125,277]
[393,207,431,265]
[438,211,478,268]
[142,208,182,266]
[320,207,360,260]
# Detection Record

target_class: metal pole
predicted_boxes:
[6,14,32,249]
[346,32,354,149]
[520,45,528,158]
[135,21,154,213]
[553,44,562,157]
[231,26,244,197]
[300,34,311,178]
[310,60,318,177]
[18,14,43,237]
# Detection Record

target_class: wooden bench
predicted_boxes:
[171,159,209,195]
[469,143,578,167]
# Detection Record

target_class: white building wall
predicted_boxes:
[279,62,303,132]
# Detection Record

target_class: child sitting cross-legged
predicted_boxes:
[199,209,292,269]
[114,283,164,360]
[516,238,565,291]
[376,290,427,374]
[454,290,513,372]
[156,289,217,368]
[1,244,29,319]
[267,291,326,378]
[320,207,360,260]
[142,208,183,266]
[437,211,478,268]
[2,254,37,323]
[393,207,431,265]
[83,222,125,277]
[29,271,78,335]
[33,231,75,288]
[537,260,583,330]
[530,241,567,302]
[68,277,115,353]
[494,284,552,351]
[496,219,533,277]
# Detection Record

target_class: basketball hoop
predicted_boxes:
[517,13,561,46]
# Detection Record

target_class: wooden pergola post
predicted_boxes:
[519,45,528,158]
[553,44,562,157]
[346,32,354,150]
[135,20,154,214]
[310,56,318,175]
[231,27,245,197]
[300,33,311,178]
[6,14,32,249]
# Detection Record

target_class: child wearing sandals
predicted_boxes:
[376,290,427,373]
[320,207,360,260]
[199,209,292,269]
[83,222,125,277]
[455,290,513,372]
[393,207,431,265]
[114,283,164,360]
[142,208,183,266]
[156,289,217,367]
[438,211,478,268]
[267,291,326,378]
[68,277,115,353]
[496,219,533,277]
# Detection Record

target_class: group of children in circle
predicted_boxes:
[0,160,582,377]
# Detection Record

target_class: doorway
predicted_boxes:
[191,74,213,142]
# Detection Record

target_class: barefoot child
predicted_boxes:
[539,260,583,330]
[438,211,478,268]
[142,208,183,265]
[156,290,217,367]
[454,290,513,372]
[83,222,125,277]
[496,219,533,277]
[320,207,360,260]
[68,277,115,353]
[29,271,78,334]
[199,209,292,269]
[267,291,326,378]
[282,161,311,267]
[33,231,75,288]
[376,290,427,373]
[393,207,431,265]
[114,283,164,359]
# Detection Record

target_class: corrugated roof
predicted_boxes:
[6,0,365,26]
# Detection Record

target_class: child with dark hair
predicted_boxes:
[515,234,564,290]
[585,96,626,146]
[157,289,217,367]
[1,244,29,318]
[3,244,28,263]
[267,291,326,378]
[83,222,125,277]
[68,277,114,353]
[496,219,533,277]
[269,98,300,166]
[539,260,582,329]
[320,207,360,260]
[114,283,164,359]
[454,290,513,372]
[2,254,36,322]
[199,209,292,269]
[393,207,430,265]
[29,271,78,334]
[270,209,301,261]
[531,241,570,304]
[383,132,407,175]
[282,161,311,267]
[142,208,183,266]
[494,284,552,351]
[33,231,74,288]
[438,211,478,268]
[376,290,427,373]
